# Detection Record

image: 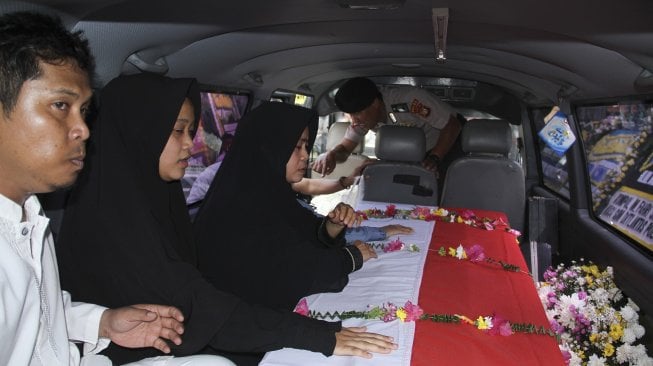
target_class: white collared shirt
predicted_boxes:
[343,85,456,150]
[0,193,109,366]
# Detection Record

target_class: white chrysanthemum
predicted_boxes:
[622,328,637,344]
[591,288,610,305]
[561,293,586,309]
[587,354,607,366]
[620,305,637,322]
[606,266,614,276]
[632,323,645,338]
[628,298,641,312]
[576,276,586,286]
[634,355,653,366]
[616,344,633,363]
[632,345,653,365]
[608,286,623,302]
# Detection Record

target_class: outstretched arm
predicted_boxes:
[99,304,185,354]
[333,327,398,358]
[312,138,359,176]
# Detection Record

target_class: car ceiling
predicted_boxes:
[3,0,653,111]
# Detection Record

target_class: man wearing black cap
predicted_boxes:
[313,77,462,179]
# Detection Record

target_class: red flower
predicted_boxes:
[385,204,396,217]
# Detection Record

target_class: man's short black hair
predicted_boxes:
[334,77,381,113]
[0,11,94,116]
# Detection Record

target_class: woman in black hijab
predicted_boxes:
[193,102,377,312]
[56,74,394,365]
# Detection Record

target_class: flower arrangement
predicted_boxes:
[294,299,555,338]
[431,243,527,275]
[537,260,653,365]
[368,237,420,253]
[356,205,521,237]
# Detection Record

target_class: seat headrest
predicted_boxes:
[326,122,364,153]
[462,119,512,155]
[375,125,426,162]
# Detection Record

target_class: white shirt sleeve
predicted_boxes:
[63,291,111,355]
[342,124,366,144]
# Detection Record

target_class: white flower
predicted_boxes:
[560,293,585,309]
[632,324,646,338]
[587,354,607,366]
[632,345,653,365]
[623,328,637,344]
[621,305,638,322]
[616,344,633,363]
[591,288,610,305]
[455,244,465,259]
[628,298,641,312]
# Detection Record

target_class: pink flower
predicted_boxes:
[294,298,309,316]
[492,217,508,227]
[381,303,398,322]
[487,314,513,336]
[384,238,405,253]
[483,221,495,231]
[403,301,424,322]
[506,228,521,237]
[460,209,476,220]
[467,244,486,262]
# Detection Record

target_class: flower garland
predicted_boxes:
[356,205,521,237]
[368,237,420,253]
[431,243,528,275]
[294,299,556,338]
[537,260,653,365]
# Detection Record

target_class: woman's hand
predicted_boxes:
[333,327,397,358]
[325,202,361,238]
[353,240,377,262]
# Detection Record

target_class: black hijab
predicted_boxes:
[194,102,358,311]
[56,76,344,365]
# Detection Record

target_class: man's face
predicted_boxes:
[0,61,92,203]
[349,97,385,132]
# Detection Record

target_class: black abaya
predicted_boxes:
[56,74,340,365]
[193,102,363,312]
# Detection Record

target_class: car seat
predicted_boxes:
[440,119,526,232]
[362,125,438,205]
[318,121,368,179]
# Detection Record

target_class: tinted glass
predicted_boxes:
[576,102,653,252]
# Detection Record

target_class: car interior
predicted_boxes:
[4,0,652,352]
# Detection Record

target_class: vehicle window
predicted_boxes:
[183,91,249,202]
[532,107,571,199]
[313,111,378,161]
[270,89,314,108]
[576,102,653,251]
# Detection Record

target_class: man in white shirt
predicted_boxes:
[0,11,207,366]
[313,77,463,178]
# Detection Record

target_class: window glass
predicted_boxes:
[183,91,249,204]
[532,107,571,198]
[576,102,653,251]
[270,89,314,108]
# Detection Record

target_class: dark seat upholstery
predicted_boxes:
[440,119,526,232]
[362,125,438,205]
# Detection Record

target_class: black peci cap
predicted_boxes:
[334,77,380,113]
